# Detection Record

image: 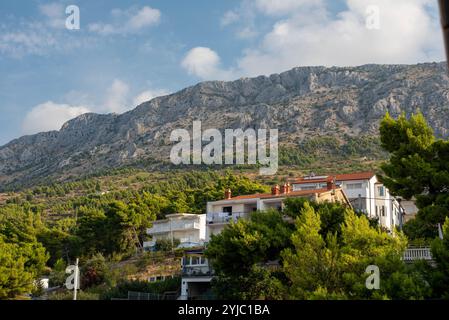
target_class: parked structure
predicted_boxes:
[144,213,206,251]
[290,172,403,230]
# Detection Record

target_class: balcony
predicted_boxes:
[182,265,214,277]
[403,247,433,262]
[148,221,201,234]
[206,212,249,225]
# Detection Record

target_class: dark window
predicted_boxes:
[223,206,232,215]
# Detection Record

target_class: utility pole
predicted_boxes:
[169,217,174,252]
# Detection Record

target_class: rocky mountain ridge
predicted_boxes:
[1,62,449,189]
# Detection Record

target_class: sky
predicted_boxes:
[0,0,445,146]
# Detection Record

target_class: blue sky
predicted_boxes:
[0,0,445,146]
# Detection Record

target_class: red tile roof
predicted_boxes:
[291,171,375,184]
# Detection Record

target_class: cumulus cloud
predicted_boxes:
[20,79,170,135]
[104,79,130,113]
[181,47,236,80]
[103,79,170,112]
[240,0,443,76]
[22,102,90,135]
[88,6,161,35]
[189,0,444,79]
[133,89,169,106]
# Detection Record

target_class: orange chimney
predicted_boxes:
[272,185,280,196]
[281,183,290,194]
[225,189,232,200]
[327,177,336,191]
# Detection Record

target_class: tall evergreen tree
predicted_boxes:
[380,112,449,239]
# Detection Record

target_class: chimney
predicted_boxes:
[225,189,232,200]
[327,177,336,193]
[281,183,291,194]
[271,185,280,196]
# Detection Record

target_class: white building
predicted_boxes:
[206,182,350,241]
[144,213,206,250]
[290,172,403,230]
[179,249,213,300]
[180,182,351,299]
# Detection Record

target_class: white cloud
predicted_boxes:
[239,0,444,76]
[254,0,324,16]
[188,0,444,80]
[133,89,169,105]
[104,79,130,113]
[181,47,236,80]
[219,2,259,40]
[20,80,169,135]
[128,6,161,29]
[22,102,90,135]
[0,25,57,57]
[39,2,66,29]
[88,6,161,35]
[221,11,239,27]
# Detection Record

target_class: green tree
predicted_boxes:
[379,112,449,239]
[282,203,342,299]
[206,210,291,299]
[282,204,428,300]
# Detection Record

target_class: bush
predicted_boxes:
[154,238,180,252]
[100,277,181,300]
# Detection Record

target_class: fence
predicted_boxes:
[112,291,179,300]
[403,247,433,262]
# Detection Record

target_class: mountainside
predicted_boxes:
[1,62,449,190]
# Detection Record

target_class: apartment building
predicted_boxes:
[205,180,351,241]
[179,181,350,299]
[144,213,206,251]
[290,172,404,230]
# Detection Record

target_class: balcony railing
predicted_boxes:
[148,221,201,234]
[207,212,248,224]
[182,265,214,277]
[403,247,433,262]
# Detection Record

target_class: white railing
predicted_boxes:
[403,247,432,262]
[148,221,201,234]
[206,212,248,224]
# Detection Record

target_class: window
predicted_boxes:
[347,183,363,190]
[377,186,385,197]
[223,206,232,215]
[191,256,200,265]
[381,206,386,217]
[375,206,378,216]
